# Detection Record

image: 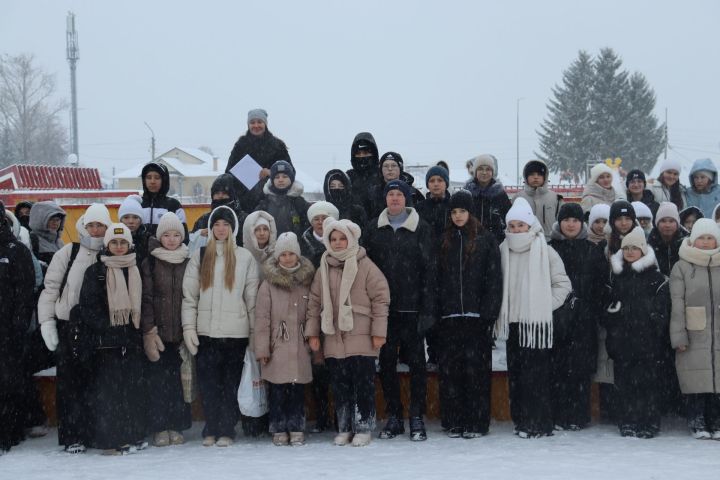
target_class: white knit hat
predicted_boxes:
[658,158,683,174]
[273,232,301,260]
[472,154,497,178]
[307,201,340,223]
[589,163,614,185]
[505,197,537,227]
[689,218,720,245]
[322,218,362,251]
[621,226,648,255]
[253,216,270,230]
[103,222,133,247]
[655,201,680,227]
[588,203,611,225]
[83,203,112,228]
[156,212,184,238]
[118,194,144,220]
[631,201,653,220]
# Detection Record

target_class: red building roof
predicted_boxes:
[0,164,103,191]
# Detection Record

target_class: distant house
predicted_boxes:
[114,147,221,203]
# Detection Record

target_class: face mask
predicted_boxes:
[354,155,377,171]
[211,196,232,210]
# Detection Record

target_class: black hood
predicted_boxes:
[211,173,239,205]
[350,132,379,172]
[324,169,352,205]
[141,161,171,197]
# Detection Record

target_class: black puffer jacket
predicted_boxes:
[367,171,424,220]
[323,169,368,228]
[466,178,511,243]
[627,189,660,219]
[364,208,436,332]
[647,226,689,277]
[604,249,670,362]
[417,191,451,242]
[140,162,188,241]
[131,224,152,266]
[255,181,310,238]
[436,225,502,324]
[548,223,609,372]
[346,132,381,215]
[191,174,248,246]
[300,227,325,269]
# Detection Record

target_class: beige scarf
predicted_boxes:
[101,253,142,328]
[496,222,554,348]
[679,239,720,267]
[151,243,189,264]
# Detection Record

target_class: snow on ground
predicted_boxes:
[3,418,719,479]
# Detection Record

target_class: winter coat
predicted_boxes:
[300,227,325,269]
[604,248,670,363]
[416,191,451,242]
[580,183,619,214]
[366,172,424,220]
[140,238,189,344]
[28,201,65,265]
[242,211,278,273]
[465,178,512,243]
[254,257,315,384]
[38,217,104,325]
[669,243,720,394]
[255,180,310,238]
[626,189,660,219]
[0,220,35,392]
[549,223,609,374]
[131,224,152,266]
[514,182,563,241]
[323,169,368,228]
[364,208,436,331]
[181,224,260,340]
[140,162,188,240]
[647,226,689,277]
[685,158,720,219]
[436,225,502,324]
[346,132,381,216]
[650,180,687,211]
[305,247,389,359]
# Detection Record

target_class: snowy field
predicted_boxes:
[3,418,719,479]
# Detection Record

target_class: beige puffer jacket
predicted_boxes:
[182,207,260,339]
[669,240,720,394]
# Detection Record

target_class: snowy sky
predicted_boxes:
[2,0,719,184]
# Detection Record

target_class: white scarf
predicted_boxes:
[496,222,554,348]
[151,244,189,264]
[679,239,720,268]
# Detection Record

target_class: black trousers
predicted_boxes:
[22,328,53,428]
[327,356,376,434]
[614,356,661,431]
[685,393,720,431]
[379,311,427,418]
[196,336,247,439]
[0,352,25,451]
[506,324,553,435]
[551,346,592,428]
[56,321,93,447]
[268,383,305,433]
[145,343,192,433]
[311,362,332,428]
[437,317,492,433]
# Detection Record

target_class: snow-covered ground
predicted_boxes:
[4,418,718,479]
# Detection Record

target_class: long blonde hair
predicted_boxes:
[199,235,236,291]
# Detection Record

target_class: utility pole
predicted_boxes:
[664,107,668,160]
[144,122,156,160]
[66,12,80,163]
[516,98,523,187]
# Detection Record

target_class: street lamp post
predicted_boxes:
[516,98,524,187]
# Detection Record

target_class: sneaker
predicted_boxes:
[64,443,86,454]
[553,424,566,431]
[130,440,149,453]
[566,424,583,431]
[447,427,463,438]
[636,430,655,439]
[168,430,184,445]
[215,436,233,447]
[202,436,216,447]
[289,432,305,446]
[272,433,289,446]
[619,425,636,437]
[102,448,122,456]
[518,430,551,439]
[462,430,487,439]
[28,424,49,438]
[712,431,720,440]
[517,430,531,439]
[334,432,353,446]
[351,433,371,447]
[693,429,712,440]
[409,416,427,442]
[379,416,405,439]
[153,431,170,447]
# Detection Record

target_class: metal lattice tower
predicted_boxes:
[66,12,79,163]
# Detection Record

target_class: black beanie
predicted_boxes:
[380,152,404,172]
[625,169,646,188]
[270,160,295,183]
[609,200,636,224]
[523,160,547,181]
[449,189,473,212]
[209,206,236,233]
[557,202,584,223]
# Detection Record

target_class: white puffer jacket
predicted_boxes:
[182,206,260,339]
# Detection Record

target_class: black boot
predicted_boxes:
[378,416,405,439]
[410,416,427,442]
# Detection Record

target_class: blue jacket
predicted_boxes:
[685,158,720,218]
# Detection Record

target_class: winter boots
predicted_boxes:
[333,432,353,446]
[378,416,405,439]
[351,433,371,447]
[153,431,170,447]
[215,436,233,447]
[202,436,216,447]
[409,416,427,442]
[289,432,305,446]
[273,433,289,446]
[168,430,184,445]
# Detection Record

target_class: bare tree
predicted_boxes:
[0,54,68,166]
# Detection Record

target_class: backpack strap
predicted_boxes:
[30,232,40,257]
[58,242,81,299]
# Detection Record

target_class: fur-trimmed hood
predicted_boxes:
[377,207,419,232]
[610,246,659,274]
[261,256,315,290]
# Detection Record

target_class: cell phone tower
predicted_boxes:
[66,12,79,164]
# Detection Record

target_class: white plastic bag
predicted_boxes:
[237,349,268,417]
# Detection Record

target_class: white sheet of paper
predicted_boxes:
[229,154,263,189]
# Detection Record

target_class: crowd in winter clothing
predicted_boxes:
[4,107,720,456]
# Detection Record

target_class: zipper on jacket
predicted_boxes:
[709,264,717,393]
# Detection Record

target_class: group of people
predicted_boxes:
[1,107,720,456]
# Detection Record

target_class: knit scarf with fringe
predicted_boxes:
[319,245,359,334]
[100,253,142,328]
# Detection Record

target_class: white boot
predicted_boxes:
[333,432,353,446]
[351,433,371,447]
[289,432,305,446]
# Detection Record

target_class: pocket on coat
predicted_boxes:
[685,307,707,331]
